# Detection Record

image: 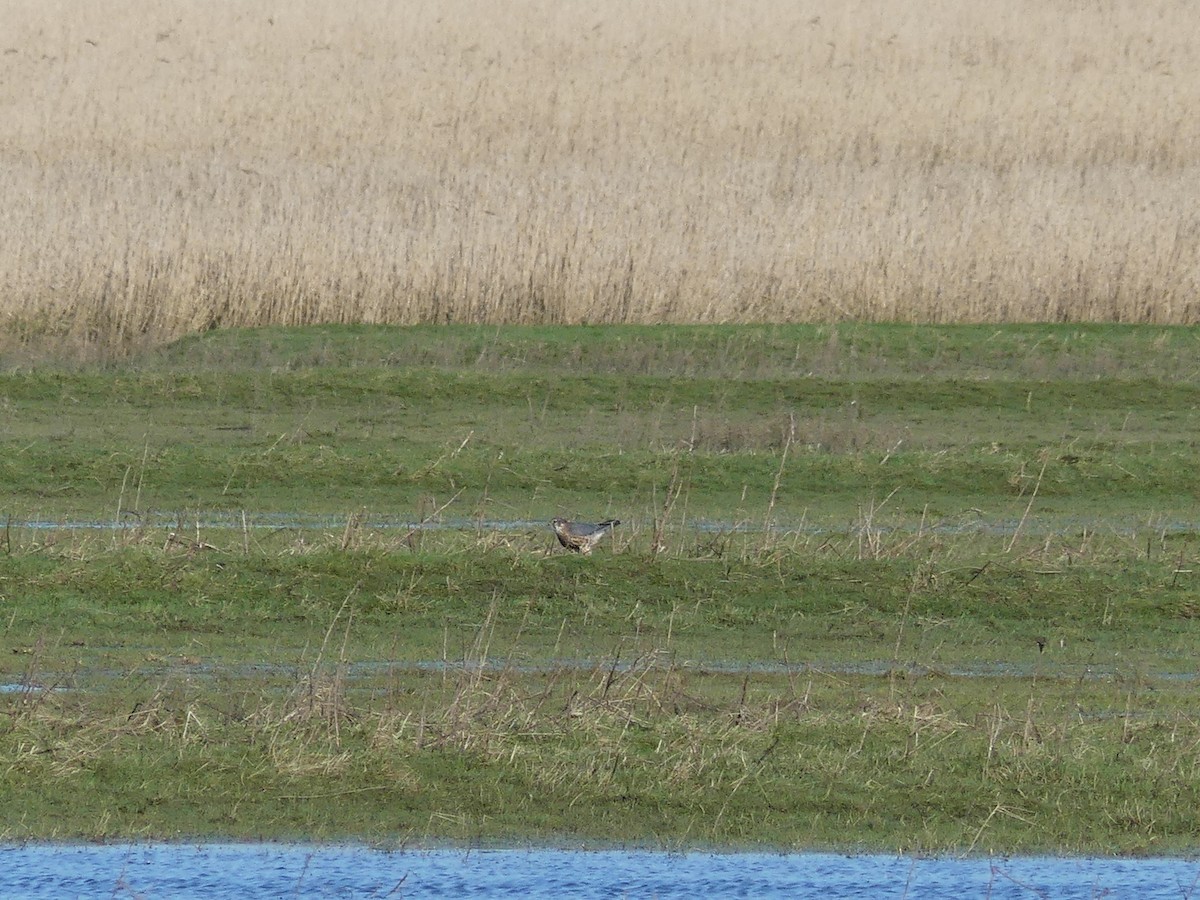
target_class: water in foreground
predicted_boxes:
[2,844,1198,899]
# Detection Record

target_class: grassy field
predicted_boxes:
[3,0,1200,355]
[1,323,1199,853]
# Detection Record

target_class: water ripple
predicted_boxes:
[0,845,1197,899]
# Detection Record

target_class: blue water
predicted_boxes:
[1,845,1197,899]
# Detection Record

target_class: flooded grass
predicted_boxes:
[3,623,1200,854]
[1,324,1199,852]
[2,526,1198,852]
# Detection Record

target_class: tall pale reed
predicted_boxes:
[1,0,1198,352]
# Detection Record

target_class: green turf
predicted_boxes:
[1,323,1199,853]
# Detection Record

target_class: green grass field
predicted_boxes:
[2,323,1199,853]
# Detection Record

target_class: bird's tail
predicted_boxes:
[597,519,620,530]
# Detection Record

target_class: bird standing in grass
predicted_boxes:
[551,517,620,555]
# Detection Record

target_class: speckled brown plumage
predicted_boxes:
[551,517,620,555]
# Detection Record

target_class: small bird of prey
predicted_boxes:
[551,517,620,555]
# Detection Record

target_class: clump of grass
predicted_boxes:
[5,628,1200,852]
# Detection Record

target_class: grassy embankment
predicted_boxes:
[2,323,1199,853]
[3,0,1200,355]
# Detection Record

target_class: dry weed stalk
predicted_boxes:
[268,588,360,743]
[340,508,368,552]
[1006,450,1050,553]
[855,487,901,560]
[398,488,466,550]
[162,531,219,555]
[759,414,796,552]
[651,460,686,557]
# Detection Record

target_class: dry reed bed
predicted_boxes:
[2,0,1199,350]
